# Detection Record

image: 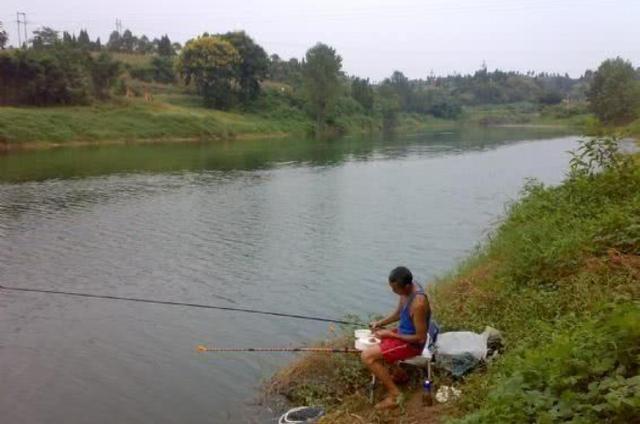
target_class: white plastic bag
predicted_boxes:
[435,331,488,360]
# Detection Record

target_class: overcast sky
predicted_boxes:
[2,0,638,80]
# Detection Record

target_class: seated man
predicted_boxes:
[361,266,431,409]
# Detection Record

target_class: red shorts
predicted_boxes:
[379,330,424,364]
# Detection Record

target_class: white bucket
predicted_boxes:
[355,336,380,351]
[354,329,372,339]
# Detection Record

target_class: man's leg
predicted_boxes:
[361,345,401,409]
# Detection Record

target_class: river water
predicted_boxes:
[0,128,577,423]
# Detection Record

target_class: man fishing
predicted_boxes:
[361,266,431,409]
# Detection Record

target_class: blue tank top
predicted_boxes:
[397,284,430,337]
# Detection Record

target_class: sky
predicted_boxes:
[1,0,639,81]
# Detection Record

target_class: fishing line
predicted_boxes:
[0,284,364,326]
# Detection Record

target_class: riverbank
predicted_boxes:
[0,97,588,151]
[267,137,640,423]
[0,98,306,150]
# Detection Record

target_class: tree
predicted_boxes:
[302,43,342,135]
[157,35,175,56]
[1,46,92,105]
[77,30,91,50]
[62,31,75,46]
[90,52,121,99]
[376,82,401,130]
[120,30,136,53]
[107,31,122,52]
[151,56,176,83]
[538,90,563,105]
[268,54,302,85]
[351,77,374,112]
[0,21,9,49]
[587,57,640,124]
[32,27,60,49]
[177,35,240,109]
[135,35,154,54]
[220,31,268,105]
[386,71,412,110]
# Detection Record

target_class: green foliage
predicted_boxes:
[0,21,8,50]
[248,87,307,124]
[538,90,564,105]
[177,32,268,109]
[220,31,268,105]
[569,136,634,178]
[90,52,121,99]
[150,56,176,83]
[107,31,122,52]
[0,47,92,105]
[429,138,640,423]
[488,139,639,285]
[587,57,640,124]
[134,35,153,54]
[302,43,343,135]
[383,71,412,110]
[32,27,60,49]
[0,46,126,105]
[465,102,538,126]
[156,35,175,56]
[410,88,462,119]
[127,64,154,82]
[119,30,136,53]
[106,29,174,55]
[454,305,640,423]
[375,66,571,121]
[541,102,588,120]
[177,35,240,109]
[77,30,91,50]
[350,77,374,113]
[375,83,401,130]
[268,54,302,86]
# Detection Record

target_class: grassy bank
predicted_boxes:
[463,102,590,127]
[0,97,309,147]
[0,95,587,149]
[267,138,639,423]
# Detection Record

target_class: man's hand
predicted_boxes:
[369,320,383,330]
[374,329,395,339]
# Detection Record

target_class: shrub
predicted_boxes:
[454,305,640,423]
[0,47,92,105]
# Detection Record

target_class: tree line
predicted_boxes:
[1,21,639,131]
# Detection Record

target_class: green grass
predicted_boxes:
[0,95,587,147]
[432,138,639,423]
[462,102,591,128]
[453,305,640,423]
[623,117,640,139]
[0,97,309,145]
[104,52,154,67]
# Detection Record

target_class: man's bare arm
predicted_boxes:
[386,297,428,344]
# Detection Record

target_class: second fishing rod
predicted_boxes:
[0,283,368,327]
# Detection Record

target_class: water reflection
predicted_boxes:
[0,126,573,183]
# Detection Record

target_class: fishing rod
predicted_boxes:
[0,284,365,326]
[196,345,360,354]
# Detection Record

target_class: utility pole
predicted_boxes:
[115,19,122,34]
[16,12,21,47]
[23,13,28,47]
[16,12,27,47]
